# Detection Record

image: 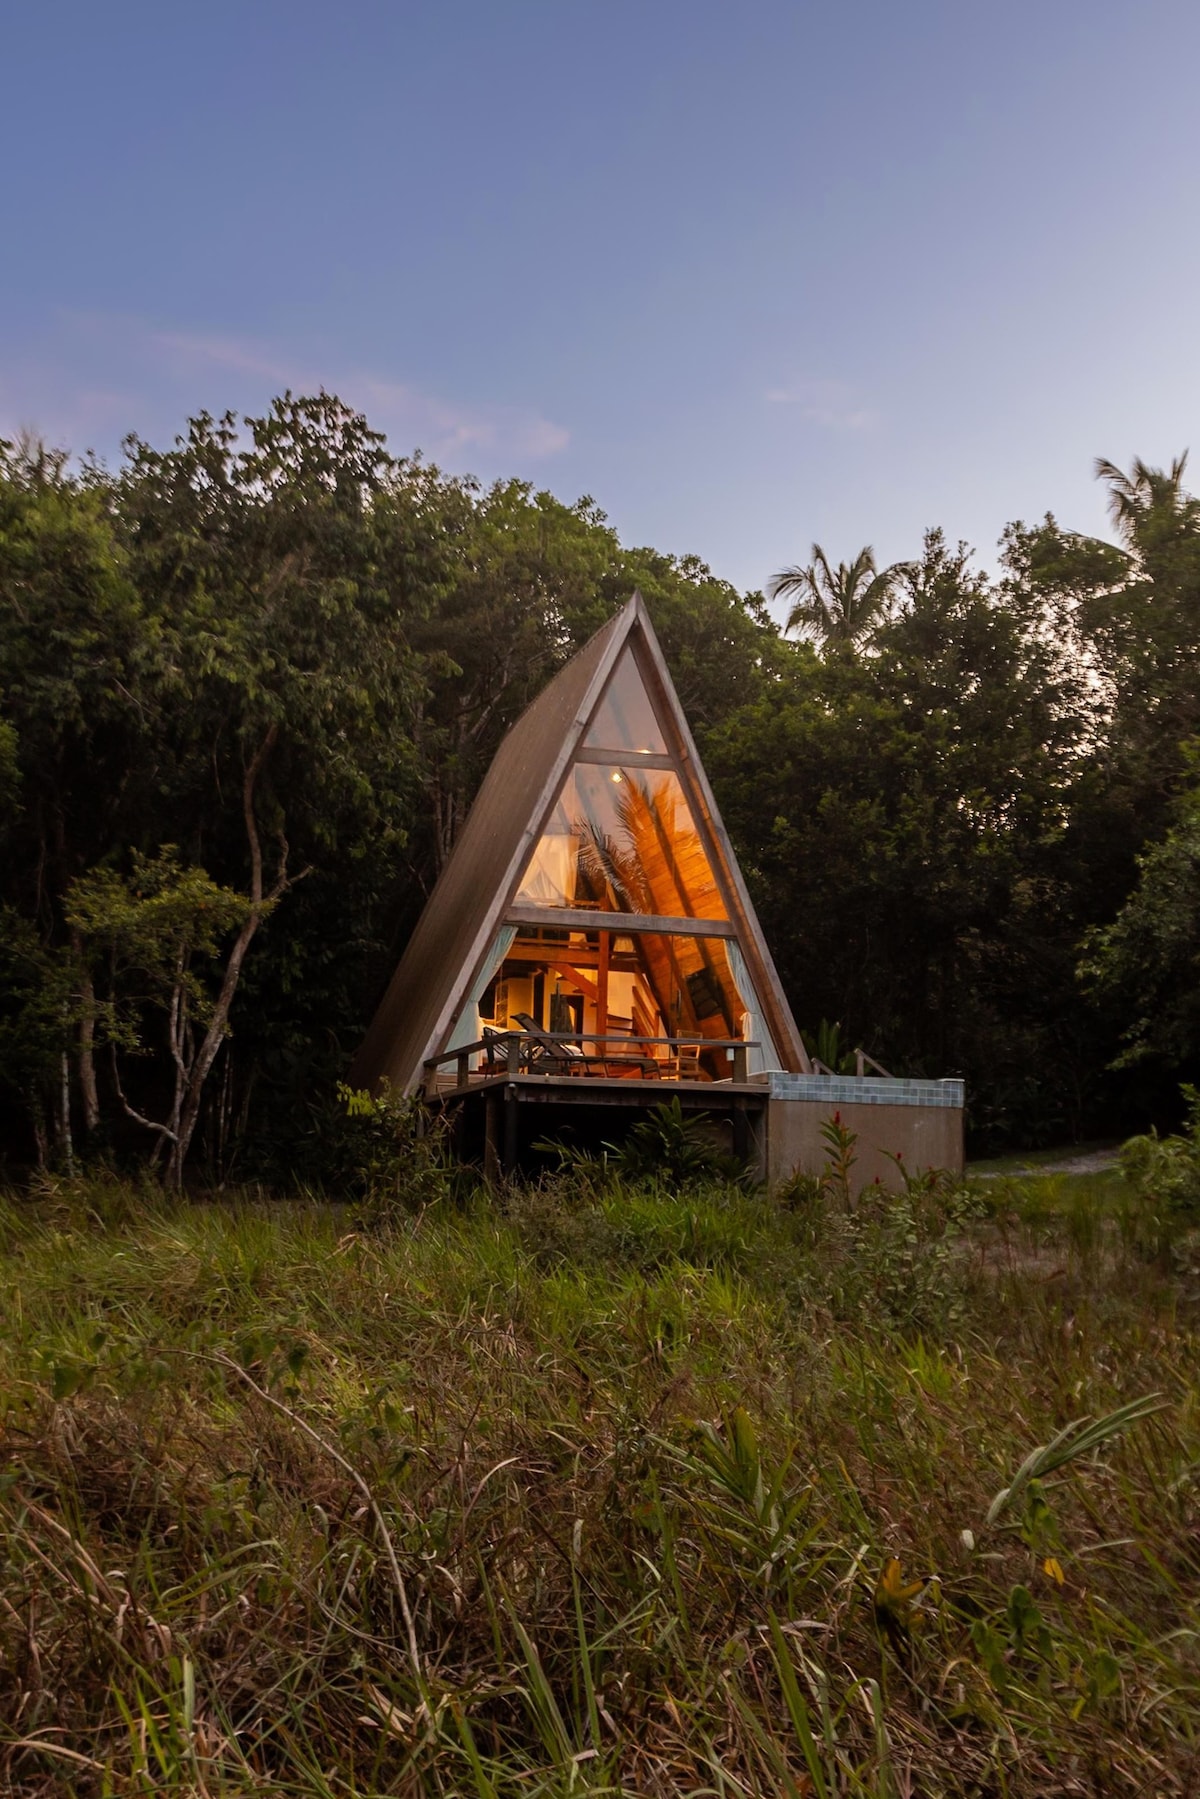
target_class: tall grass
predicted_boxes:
[0,1166,1197,1794]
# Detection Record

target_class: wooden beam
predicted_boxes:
[507,905,735,938]
[597,930,609,1038]
[543,960,599,1002]
[573,747,676,770]
[495,946,602,996]
[504,942,598,966]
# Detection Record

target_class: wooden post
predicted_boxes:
[597,930,609,1041]
[483,1090,500,1187]
[732,1096,748,1163]
[456,1051,469,1089]
[503,1083,519,1175]
[733,1044,749,1084]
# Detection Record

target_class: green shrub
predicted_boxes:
[831,1189,971,1336]
[1119,1085,1200,1255]
[612,1095,747,1186]
[335,1081,455,1217]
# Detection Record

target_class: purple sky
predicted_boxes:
[4,1,1199,601]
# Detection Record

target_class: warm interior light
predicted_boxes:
[611,770,623,783]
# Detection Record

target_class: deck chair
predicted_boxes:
[515,1014,662,1078]
[512,1014,596,1074]
[481,1026,522,1071]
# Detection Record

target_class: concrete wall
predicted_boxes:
[761,1074,964,1191]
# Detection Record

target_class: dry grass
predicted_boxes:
[0,1166,1197,1795]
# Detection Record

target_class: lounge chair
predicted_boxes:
[480,1026,517,1071]
[512,1014,599,1074]
[513,1015,660,1077]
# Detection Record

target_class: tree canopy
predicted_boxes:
[1,398,1197,1176]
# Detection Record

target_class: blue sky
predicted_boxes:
[4,1,1199,599]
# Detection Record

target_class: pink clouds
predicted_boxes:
[0,312,571,469]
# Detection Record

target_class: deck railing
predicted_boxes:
[810,1050,894,1078]
[424,1032,759,1091]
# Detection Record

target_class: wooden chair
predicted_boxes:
[662,1038,704,1080]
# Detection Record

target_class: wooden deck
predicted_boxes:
[433,1069,766,1183]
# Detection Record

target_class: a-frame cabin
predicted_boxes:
[351,593,810,1173]
[353,591,965,1183]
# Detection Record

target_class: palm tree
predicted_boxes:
[769,543,907,651]
[1095,452,1196,550]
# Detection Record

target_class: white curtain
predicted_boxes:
[724,939,781,1075]
[446,925,518,1058]
[516,833,578,905]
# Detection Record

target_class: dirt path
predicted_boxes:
[971,1146,1121,1179]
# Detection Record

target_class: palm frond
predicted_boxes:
[768,564,814,603]
[1096,452,1195,545]
[775,541,915,650]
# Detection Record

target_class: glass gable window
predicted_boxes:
[583,646,669,755]
[514,762,728,919]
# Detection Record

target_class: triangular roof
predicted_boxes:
[350,592,809,1092]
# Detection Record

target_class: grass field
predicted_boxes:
[0,1153,1197,1796]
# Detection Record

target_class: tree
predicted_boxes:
[0,435,150,1155]
[1080,452,1200,787]
[106,395,437,1179]
[1080,774,1200,1074]
[1005,467,1199,842]
[769,544,909,651]
[0,909,78,1169]
[4,396,1198,1170]
[0,397,434,1179]
[1095,452,1197,547]
[66,851,260,1181]
[399,480,620,874]
[709,532,1088,1145]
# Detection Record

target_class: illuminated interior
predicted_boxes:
[480,926,752,1080]
[514,764,728,919]
[456,642,776,1081]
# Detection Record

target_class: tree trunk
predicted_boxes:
[75,950,100,1134]
[58,1045,74,1177]
[166,726,285,1188]
[31,1098,48,1172]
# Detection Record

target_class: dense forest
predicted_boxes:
[1,392,1197,1180]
